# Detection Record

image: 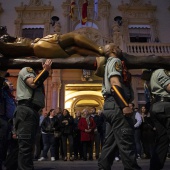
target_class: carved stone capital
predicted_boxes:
[73,27,103,45]
[112,22,120,33]
[51,69,62,90]
[118,0,157,43]
[53,22,61,34]
[119,0,156,17]
[29,0,43,6]
[14,0,54,37]
[52,81,62,90]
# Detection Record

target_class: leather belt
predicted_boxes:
[18,99,42,112]
[154,96,170,102]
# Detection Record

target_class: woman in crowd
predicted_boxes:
[38,109,60,161]
[78,108,96,161]
[73,110,83,160]
[140,105,156,159]
[60,109,74,161]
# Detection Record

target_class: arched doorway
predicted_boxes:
[64,83,104,116]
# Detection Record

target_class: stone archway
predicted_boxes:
[71,95,103,114]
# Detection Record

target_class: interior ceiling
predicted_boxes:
[76,100,99,107]
[65,84,102,91]
[65,84,103,109]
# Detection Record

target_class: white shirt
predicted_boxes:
[134,112,142,128]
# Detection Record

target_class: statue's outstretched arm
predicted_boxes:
[1,54,170,72]
[122,53,170,69]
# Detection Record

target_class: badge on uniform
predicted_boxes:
[115,61,122,72]
[26,67,34,73]
[164,70,170,77]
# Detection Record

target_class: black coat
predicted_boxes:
[41,116,60,133]
[60,114,74,135]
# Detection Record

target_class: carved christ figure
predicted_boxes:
[0,32,104,59]
[0,31,170,76]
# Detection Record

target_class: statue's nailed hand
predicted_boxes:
[42,59,52,72]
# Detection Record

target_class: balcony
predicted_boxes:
[126,43,170,56]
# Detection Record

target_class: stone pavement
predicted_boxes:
[34,158,170,170]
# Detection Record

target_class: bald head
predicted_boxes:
[104,43,122,58]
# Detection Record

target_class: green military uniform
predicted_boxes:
[14,67,45,170]
[150,69,170,170]
[98,57,140,170]
[16,67,45,108]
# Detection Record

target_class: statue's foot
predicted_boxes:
[99,46,104,56]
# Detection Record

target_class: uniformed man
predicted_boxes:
[14,59,52,170]
[98,43,141,170]
[150,69,170,170]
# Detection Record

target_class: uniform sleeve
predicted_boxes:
[107,58,122,80]
[19,67,36,81]
[157,70,170,89]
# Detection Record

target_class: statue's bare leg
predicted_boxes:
[33,33,104,58]
[59,33,104,55]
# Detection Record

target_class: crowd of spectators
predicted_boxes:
[1,78,170,168]
[32,104,160,162]
[36,107,105,161]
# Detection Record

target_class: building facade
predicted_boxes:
[0,0,170,115]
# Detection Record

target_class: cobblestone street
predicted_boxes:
[34,158,170,170]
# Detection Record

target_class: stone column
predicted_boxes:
[149,18,159,42]
[44,21,50,36]
[53,21,61,34]
[100,11,110,37]
[51,69,61,109]
[112,21,123,49]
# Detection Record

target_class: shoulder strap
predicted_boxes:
[121,60,131,86]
